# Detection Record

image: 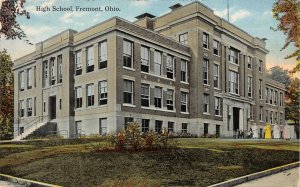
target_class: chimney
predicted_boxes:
[169,3,182,11]
[134,13,156,30]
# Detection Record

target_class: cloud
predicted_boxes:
[60,12,88,23]
[214,8,251,23]
[25,0,57,15]
[21,25,53,36]
[130,0,157,7]
[0,39,35,61]
[230,9,251,23]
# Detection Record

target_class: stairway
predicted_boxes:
[13,122,47,141]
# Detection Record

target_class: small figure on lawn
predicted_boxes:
[264,123,272,139]
[273,123,280,140]
[283,124,291,140]
[252,124,258,139]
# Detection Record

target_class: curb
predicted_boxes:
[0,173,62,187]
[208,161,300,187]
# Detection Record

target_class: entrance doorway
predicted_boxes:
[233,107,240,130]
[49,96,56,120]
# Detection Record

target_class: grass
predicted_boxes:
[0,138,299,187]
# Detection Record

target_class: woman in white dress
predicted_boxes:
[273,123,280,139]
[252,123,258,139]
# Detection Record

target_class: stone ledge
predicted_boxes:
[208,161,300,187]
[0,173,61,187]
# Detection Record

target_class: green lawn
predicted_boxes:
[0,138,299,187]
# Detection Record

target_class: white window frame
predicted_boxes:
[87,84,94,107]
[123,40,133,68]
[213,40,219,56]
[203,59,209,85]
[166,89,174,110]
[247,56,252,69]
[154,87,162,108]
[123,79,133,104]
[87,46,94,66]
[57,55,62,83]
[215,97,220,116]
[229,71,239,95]
[181,60,188,83]
[141,83,150,107]
[154,51,162,76]
[75,51,82,70]
[27,98,32,117]
[179,32,188,45]
[99,118,107,135]
[213,64,219,88]
[181,92,188,112]
[75,86,82,108]
[20,100,25,117]
[166,55,174,79]
[229,48,239,65]
[99,80,108,105]
[27,68,33,89]
[248,76,252,98]
[204,93,209,114]
[99,41,107,69]
[203,32,209,49]
[141,46,150,73]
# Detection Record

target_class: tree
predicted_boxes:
[285,78,300,139]
[0,49,14,139]
[266,66,291,88]
[272,0,299,74]
[0,0,30,41]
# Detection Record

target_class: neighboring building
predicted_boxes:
[13,2,285,139]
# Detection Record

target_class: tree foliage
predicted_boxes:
[272,0,299,60]
[0,49,14,139]
[0,0,30,41]
[285,78,300,138]
[266,66,291,88]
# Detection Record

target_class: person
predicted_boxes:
[264,123,272,139]
[273,123,280,140]
[252,124,258,139]
[283,124,291,140]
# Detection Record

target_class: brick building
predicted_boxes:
[13,2,285,139]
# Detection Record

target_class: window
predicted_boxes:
[179,33,188,45]
[124,117,134,129]
[87,46,94,72]
[155,120,162,133]
[141,84,150,107]
[142,119,150,133]
[250,105,253,120]
[168,122,174,132]
[215,97,220,116]
[154,51,162,75]
[20,100,25,117]
[279,92,283,106]
[75,51,82,75]
[27,98,32,117]
[75,121,82,138]
[265,88,269,103]
[166,89,174,110]
[204,94,209,113]
[181,60,188,82]
[203,59,209,85]
[181,92,188,112]
[213,64,219,88]
[216,125,220,137]
[59,99,62,110]
[182,123,188,133]
[50,58,56,85]
[213,40,219,55]
[154,87,162,108]
[275,112,278,123]
[99,41,107,69]
[43,61,48,87]
[166,55,174,79]
[270,111,274,124]
[247,76,252,98]
[259,79,263,99]
[259,106,263,121]
[20,71,25,91]
[259,60,263,72]
[266,110,269,122]
[141,46,149,73]
[99,118,107,135]
[123,80,133,104]
[43,102,46,112]
[228,48,239,64]
[34,97,36,116]
[270,89,273,104]
[34,66,36,87]
[87,84,94,107]
[247,56,252,69]
[274,91,278,105]
[99,80,108,105]
[123,40,133,68]
[203,32,209,49]
[204,123,209,135]
[280,113,284,124]
[27,68,33,89]
[57,55,62,83]
[75,87,82,108]
[229,71,239,94]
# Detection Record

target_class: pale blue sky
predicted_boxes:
[0,0,297,71]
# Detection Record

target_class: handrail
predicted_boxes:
[15,115,49,133]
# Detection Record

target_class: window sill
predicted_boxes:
[141,106,176,113]
[214,87,221,91]
[203,113,210,115]
[180,81,189,85]
[123,67,135,71]
[215,115,222,117]
[229,93,240,96]
[213,54,220,57]
[229,62,239,66]
[203,47,210,51]
[204,84,210,87]
[181,112,189,114]
[123,103,136,107]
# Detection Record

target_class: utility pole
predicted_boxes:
[227,0,230,22]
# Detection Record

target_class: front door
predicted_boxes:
[49,96,56,120]
[233,107,240,130]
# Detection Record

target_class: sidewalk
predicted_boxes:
[236,167,300,187]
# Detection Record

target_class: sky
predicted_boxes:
[0,0,297,72]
